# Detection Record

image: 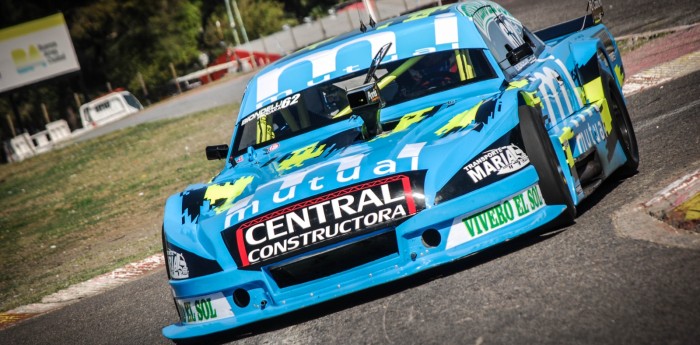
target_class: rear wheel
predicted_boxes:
[519,105,576,225]
[606,81,639,176]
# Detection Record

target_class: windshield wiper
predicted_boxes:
[364,42,393,83]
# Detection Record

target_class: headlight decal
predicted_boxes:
[435,126,528,204]
[164,241,223,280]
[167,248,190,279]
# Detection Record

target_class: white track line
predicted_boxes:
[635,99,700,131]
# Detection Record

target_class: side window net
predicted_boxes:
[472,6,535,78]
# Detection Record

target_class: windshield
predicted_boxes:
[233,48,496,154]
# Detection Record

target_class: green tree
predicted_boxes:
[237,0,297,40]
[70,0,202,96]
[282,0,342,22]
[0,0,344,146]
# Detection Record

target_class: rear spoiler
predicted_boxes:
[534,0,604,42]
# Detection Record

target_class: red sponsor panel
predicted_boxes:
[223,172,426,269]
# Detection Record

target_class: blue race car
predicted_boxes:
[161,0,638,339]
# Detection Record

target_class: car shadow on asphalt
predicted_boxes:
[575,171,636,218]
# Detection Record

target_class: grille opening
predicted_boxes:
[233,288,250,308]
[269,231,398,288]
[421,229,441,248]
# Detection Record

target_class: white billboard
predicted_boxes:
[0,13,80,93]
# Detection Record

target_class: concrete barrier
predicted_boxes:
[9,133,36,162]
[46,120,71,143]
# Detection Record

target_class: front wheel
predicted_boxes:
[518,104,576,225]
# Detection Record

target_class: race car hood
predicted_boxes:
[165,85,525,264]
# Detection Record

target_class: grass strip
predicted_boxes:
[0,104,238,312]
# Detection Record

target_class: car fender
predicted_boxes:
[568,39,601,72]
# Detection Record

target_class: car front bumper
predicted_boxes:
[162,165,566,340]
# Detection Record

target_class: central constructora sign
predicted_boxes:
[223,172,426,269]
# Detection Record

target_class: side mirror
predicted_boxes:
[346,82,383,139]
[506,43,534,66]
[206,144,229,160]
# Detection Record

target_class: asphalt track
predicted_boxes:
[3,0,700,344]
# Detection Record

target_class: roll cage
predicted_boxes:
[232,48,497,155]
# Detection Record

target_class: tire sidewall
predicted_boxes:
[518,103,576,222]
[601,68,640,173]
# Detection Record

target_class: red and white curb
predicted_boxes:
[622,50,700,96]
[644,169,700,210]
[0,254,164,329]
[614,168,700,250]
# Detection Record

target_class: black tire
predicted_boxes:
[518,104,576,225]
[161,226,171,279]
[605,80,639,176]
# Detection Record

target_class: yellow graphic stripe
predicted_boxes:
[559,127,575,167]
[278,142,326,171]
[375,21,392,30]
[0,13,66,41]
[594,99,613,135]
[614,65,625,86]
[204,176,255,214]
[435,100,482,136]
[521,90,541,108]
[508,81,542,109]
[507,79,529,90]
[393,107,434,132]
[575,87,586,106]
[582,76,613,134]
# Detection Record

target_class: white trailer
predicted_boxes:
[79,90,143,129]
